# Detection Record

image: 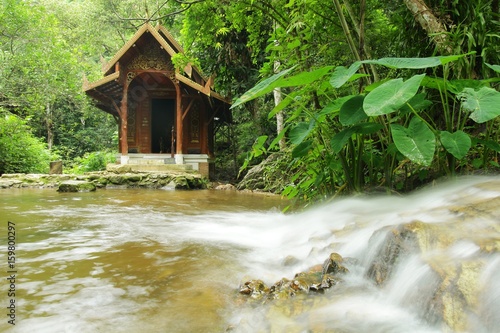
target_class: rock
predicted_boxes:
[366,222,423,286]
[57,180,96,192]
[174,176,205,189]
[124,173,142,182]
[237,151,293,193]
[239,280,269,300]
[0,179,22,188]
[240,253,348,302]
[215,183,236,191]
[49,160,63,174]
[1,171,207,190]
[282,255,300,267]
[0,173,25,179]
[106,164,133,174]
[364,217,497,332]
[322,252,348,275]
[108,175,127,185]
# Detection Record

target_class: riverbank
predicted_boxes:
[0,169,207,190]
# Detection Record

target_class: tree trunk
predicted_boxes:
[273,29,286,151]
[402,0,452,54]
[343,0,379,82]
[46,102,53,150]
[332,0,362,63]
[332,0,371,87]
[274,86,286,151]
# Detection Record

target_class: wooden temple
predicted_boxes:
[83,23,231,178]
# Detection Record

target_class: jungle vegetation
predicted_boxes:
[1,0,499,205]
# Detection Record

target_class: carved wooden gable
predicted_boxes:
[125,44,174,73]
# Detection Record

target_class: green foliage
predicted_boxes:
[440,131,471,160]
[234,53,500,204]
[0,0,119,166]
[363,74,425,116]
[390,118,435,166]
[0,110,53,174]
[458,87,500,123]
[67,151,116,174]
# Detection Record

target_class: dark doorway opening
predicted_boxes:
[151,99,175,153]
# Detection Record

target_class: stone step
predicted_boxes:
[128,158,176,165]
[126,164,193,172]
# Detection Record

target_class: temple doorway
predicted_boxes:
[151,99,175,153]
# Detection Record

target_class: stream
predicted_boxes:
[1,176,499,332]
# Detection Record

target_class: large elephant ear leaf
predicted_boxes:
[440,130,471,160]
[292,140,313,158]
[331,127,356,154]
[364,74,425,116]
[339,95,367,126]
[390,117,435,166]
[458,87,500,123]
[289,120,315,145]
[330,62,362,88]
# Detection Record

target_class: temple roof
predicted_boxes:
[83,22,230,114]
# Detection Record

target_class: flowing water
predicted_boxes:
[1,177,499,333]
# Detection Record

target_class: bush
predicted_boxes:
[0,110,53,174]
[67,151,116,174]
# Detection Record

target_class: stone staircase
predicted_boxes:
[124,154,194,173]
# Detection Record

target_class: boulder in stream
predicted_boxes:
[365,199,500,333]
[58,180,96,192]
[239,252,348,301]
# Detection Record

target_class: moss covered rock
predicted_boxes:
[58,180,96,192]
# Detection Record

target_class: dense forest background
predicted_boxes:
[1,0,499,203]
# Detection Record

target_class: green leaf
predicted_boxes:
[391,117,435,166]
[231,66,296,108]
[354,122,384,135]
[292,140,313,158]
[289,120,315,145]
[437,52,476,65]
[330,61,361,88]
[287,39,301,49]
[399,93,432,114]
[447,79,488,94]
[458,87,500,123]
[420,76,488,94]
[364,78,390,93]
[277,66,334,88]
[269,125,288,150]
[331,127,356,153]
[420,76,447,91]
[479,139,500,152]
[364,74,425,116]
[268,91,298,119]
[362,53,474,69]
[339,95,367,126]
[251,135,268,157]
[319,95,353,116]
[485,63,500,73]
[440,130,471,159]
[365,57,441,69]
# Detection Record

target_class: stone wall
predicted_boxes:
[0,171,207,190]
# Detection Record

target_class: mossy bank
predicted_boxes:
[0,170,207,190]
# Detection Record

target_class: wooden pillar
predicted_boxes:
[119,81,129,164]
[175,84,183,156]
[201,102,208,155]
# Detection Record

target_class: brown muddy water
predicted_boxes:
[1,177,499,333]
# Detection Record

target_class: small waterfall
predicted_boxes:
[223,176,500,332]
